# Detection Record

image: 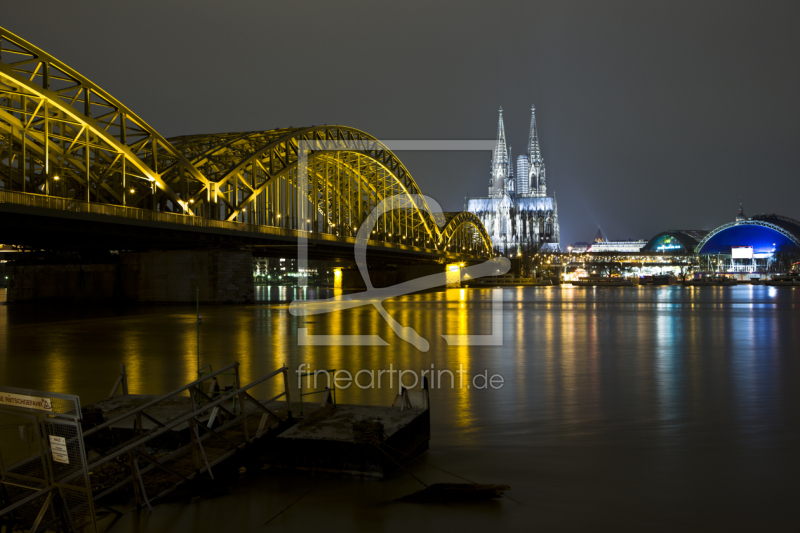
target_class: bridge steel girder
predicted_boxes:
[0,27,207,213]
[0,26,491,260]
[440,211,494,256]
[0,200,482,267]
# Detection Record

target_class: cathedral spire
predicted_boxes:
[494,107,508,159]
[527,104,546,195]
[490,107,509,196]
[527,104,542,164]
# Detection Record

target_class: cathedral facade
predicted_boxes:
[466,106,561,253]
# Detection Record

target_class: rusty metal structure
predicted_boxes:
[0,26,491,259]
[0,363,293,532]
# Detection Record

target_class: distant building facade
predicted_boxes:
[516,155,530,195]
[640,230,709,254]
[466,106,560,253]
[588,241,648,253]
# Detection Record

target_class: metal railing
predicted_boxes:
[0,388,95,532]
[196,363,239,408]
[72,362,293,510]
[0,188,483,259]
[297,368,338,415]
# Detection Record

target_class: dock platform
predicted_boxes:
[1,364,431,532]
[268,401,430,478]
[89,391,431,480]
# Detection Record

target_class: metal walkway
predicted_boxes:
[0,363,294,532]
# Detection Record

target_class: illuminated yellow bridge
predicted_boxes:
[0,27,491,264]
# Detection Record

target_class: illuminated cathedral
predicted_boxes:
[466,106,561,252]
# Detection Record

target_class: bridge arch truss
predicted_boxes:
[0,27,491,259]
[694,219,800,254]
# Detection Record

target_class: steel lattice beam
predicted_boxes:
[0,26,492,259]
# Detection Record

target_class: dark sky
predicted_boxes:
[7,1,799,244]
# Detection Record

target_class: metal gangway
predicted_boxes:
[0,363,293,532]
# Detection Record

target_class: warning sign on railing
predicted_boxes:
[0,392,53,411]
[49,435,70,464]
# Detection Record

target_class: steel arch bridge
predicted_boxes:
[0,27,491,259]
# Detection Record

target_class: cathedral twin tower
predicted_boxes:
[467,106,561,252]
[489,106,546,198]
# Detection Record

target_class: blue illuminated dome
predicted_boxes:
[696,215,800,255]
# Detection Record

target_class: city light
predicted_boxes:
[1,13,797,533]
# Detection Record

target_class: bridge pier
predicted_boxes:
[6,250,254,304]
[446,263,463,288]
[6,263,120,304]
[121,250,254,304]
[339,264,445,290]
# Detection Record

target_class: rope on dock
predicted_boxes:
[377,440,521,505]
[260,482,322,526]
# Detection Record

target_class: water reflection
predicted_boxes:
[0,286,799,487]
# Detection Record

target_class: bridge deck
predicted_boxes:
[0,189,483,263]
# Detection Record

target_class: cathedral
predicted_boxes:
[466,106,561,253]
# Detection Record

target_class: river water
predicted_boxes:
[1,285,799,531]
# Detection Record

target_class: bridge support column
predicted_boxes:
[339,264,445,290]
[122,250,254,304]
[398,264,445,285]
[5,250,254,304]
[6,263,120,304]
[446,263,463,288]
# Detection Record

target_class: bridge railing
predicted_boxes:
[0,189,483,259]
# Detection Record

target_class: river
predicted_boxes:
[1,285,798,531]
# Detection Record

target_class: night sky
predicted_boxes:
[7,1,799,245]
